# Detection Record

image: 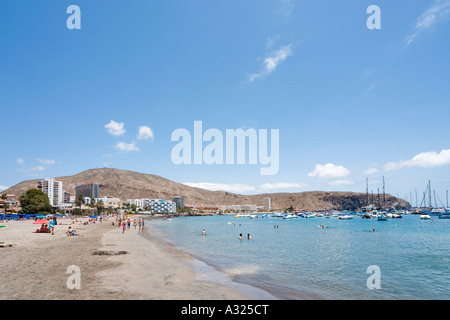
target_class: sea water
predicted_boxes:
[147,214,450,300]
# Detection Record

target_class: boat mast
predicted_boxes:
[434,190,437,208]
[366,177,369,207]
[415,188,418,208]
[377,188,380,210]
[447,190,449,209]
[382,176,386,209]
[428,180,432,208]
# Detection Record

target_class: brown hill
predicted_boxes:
[2,168,409,211]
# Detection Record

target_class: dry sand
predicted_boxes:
[0,217,253,300]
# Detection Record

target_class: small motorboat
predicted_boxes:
[377,215,387,221]
[420,214,431,220]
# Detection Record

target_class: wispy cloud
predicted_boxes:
[265,35,280,49]
[308,163,350,179]
[365,167,378,175]
[115,141,140,152]
[183,182,256,194]
[16,158,24,165]
[37,159,56,165]
[384,149,450,171]
[328,180,354,186]
[249,44,293,82]
[259,182,307,192]
[277,0,295,16]
[363,83,376,95]
[183,181,307,194]
[105,120,126,136]
[405,0,450,47]
[0,185,10,191]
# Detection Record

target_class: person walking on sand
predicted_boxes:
[48,217,56,235]
[122,222,126,234]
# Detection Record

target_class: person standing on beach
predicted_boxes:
[49,217,56,235]
[122,221,126,234]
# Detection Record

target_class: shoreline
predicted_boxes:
[143,223,278,300]
[0,217,262,300]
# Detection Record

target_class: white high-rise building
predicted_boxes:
[264,197,271,211]
[38,178,63,207]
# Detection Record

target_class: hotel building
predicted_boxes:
[264,197,271,211]
[126,198,176,214]
[75,182,99,199]
[173,196,185,209]
[38,178,63,207]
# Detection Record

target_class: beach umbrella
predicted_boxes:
[33,219,49,224]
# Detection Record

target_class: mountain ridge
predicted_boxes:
[2,168,409,211]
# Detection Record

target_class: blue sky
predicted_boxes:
[1,0,450,206]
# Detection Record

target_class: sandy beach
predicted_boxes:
[0,217,251,300]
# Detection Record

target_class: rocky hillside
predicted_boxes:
[2,168,409,211]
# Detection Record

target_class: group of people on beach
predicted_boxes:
[118,217,145,234]
[32,215,116,236]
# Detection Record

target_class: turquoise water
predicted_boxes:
[148,214,450,300]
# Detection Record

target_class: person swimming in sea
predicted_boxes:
[239,233,242,240]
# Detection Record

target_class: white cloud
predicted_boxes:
[38,159,56,165]
[137,126,154,141]
[16,158,24,165]
[258,182,306,192]
[406,0,450,46]
[365,167,378,175]
[384,149,450,171]
[328,180,354,186]
[32,166,45,172]
[0,185,9,191]
[308,163,350,179]
[250,44,293,82]
[105,120,126,136]
[115,141,140,152]
[183,182,256,194]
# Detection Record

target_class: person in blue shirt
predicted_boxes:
[48,217,57,235]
